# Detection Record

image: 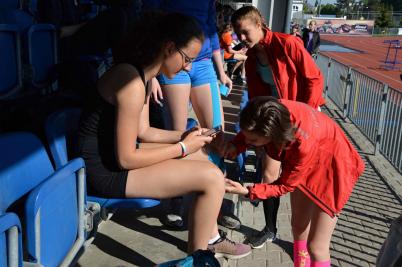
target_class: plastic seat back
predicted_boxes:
[0,8,33,32]
[0,213,22,267]
[0,132,54,213]
[0,24,22,99]
[28,24,58,89]
[25,158,86,267]
[45,108,81,169]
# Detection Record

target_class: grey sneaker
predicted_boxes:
[217,213,241,230]
[247,227,277,249]
[207,231,251,259]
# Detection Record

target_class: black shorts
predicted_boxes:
[85,160,128,198]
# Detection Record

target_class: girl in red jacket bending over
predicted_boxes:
[227,6,326,249]
[224,97,365,267]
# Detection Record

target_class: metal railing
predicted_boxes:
[316,53,402,173]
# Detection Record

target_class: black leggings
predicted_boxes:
[263,197,280,234]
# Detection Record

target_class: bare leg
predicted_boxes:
[290,188,313,241]
[232,54,247,78]
[126,143,225,252]
[190,84,214,129]
[162,83,191,131]
[291,188,337,262]
[307,203,337,261]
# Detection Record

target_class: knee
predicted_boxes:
[291,218,309,236]
[199,164,225,195]
[307,241,329,260]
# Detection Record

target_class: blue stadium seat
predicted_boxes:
[28,24,58,89]
[0,8,33,32]
[0,24,22,99]
[25,158,87,267]
[45,108,160,214]
[186,118,198,130]
[0,213,23,267]
[0,132,54,214]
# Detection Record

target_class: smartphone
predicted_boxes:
[219,83,230,97]
[202,125,222,136]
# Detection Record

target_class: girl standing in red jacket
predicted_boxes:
[224,97,365,267]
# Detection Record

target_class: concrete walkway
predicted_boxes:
[75,84,402,267]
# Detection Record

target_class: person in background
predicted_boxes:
[291,24,302,40]
[226,5,325,249]
[220,23,247,83]
[302,20,320,56]
[224,97,365,267]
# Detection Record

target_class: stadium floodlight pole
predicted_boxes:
[283,0,293,33]
[317,0,322,17]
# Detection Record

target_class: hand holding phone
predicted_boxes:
[202,125,222,136]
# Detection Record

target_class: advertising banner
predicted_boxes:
[312,19,375,35]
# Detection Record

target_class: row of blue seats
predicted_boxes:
[0,108,174,266]
[0,0,113,100]
[0,107,198,266]
[0,4,57,99]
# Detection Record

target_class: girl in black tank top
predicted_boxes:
[76,12,249,257]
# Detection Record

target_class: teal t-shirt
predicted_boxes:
[256,60,279,98]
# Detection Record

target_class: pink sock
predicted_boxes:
[293,240,311,267]
[311,260,330,267]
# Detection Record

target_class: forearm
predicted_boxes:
[59,23,86,38]
[247,183,292,200]
[119,143,183,170]
[138,127,182,144]
[227,47,241,55]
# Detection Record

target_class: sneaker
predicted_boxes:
[217,213,241,230]
[161,197,184,229]
[246,227,277,249]
[208,230,251,259]
[162,214,183,229]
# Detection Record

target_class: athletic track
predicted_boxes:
[320,35,402,91]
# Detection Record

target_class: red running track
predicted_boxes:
[320,35,402,91]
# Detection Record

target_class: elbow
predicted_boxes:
[116,151,139,170]
[117,155,132,170]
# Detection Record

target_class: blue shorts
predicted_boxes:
[158,59,222,127]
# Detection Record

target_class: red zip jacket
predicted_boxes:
[245,29,325,105]
[247,100,365,217]
[232,29,325,153]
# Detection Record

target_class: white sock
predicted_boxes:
[208,233,221,245]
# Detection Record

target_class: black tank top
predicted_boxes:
[78,66,146,172]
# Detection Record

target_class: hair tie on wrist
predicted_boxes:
[178,141,187,157]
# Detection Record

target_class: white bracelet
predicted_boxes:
[178,141,187,157]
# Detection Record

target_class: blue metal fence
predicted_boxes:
[316,53,402,173]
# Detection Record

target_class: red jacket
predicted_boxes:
[245,29,325,106]
[233,29,325,153]
[247,100,365,217]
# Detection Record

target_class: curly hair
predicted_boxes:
[239,97,296,148]
[114,11,204,68]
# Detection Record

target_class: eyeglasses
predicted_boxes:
[177,47,195,67]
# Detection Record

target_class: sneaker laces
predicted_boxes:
[216,231,236,246]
